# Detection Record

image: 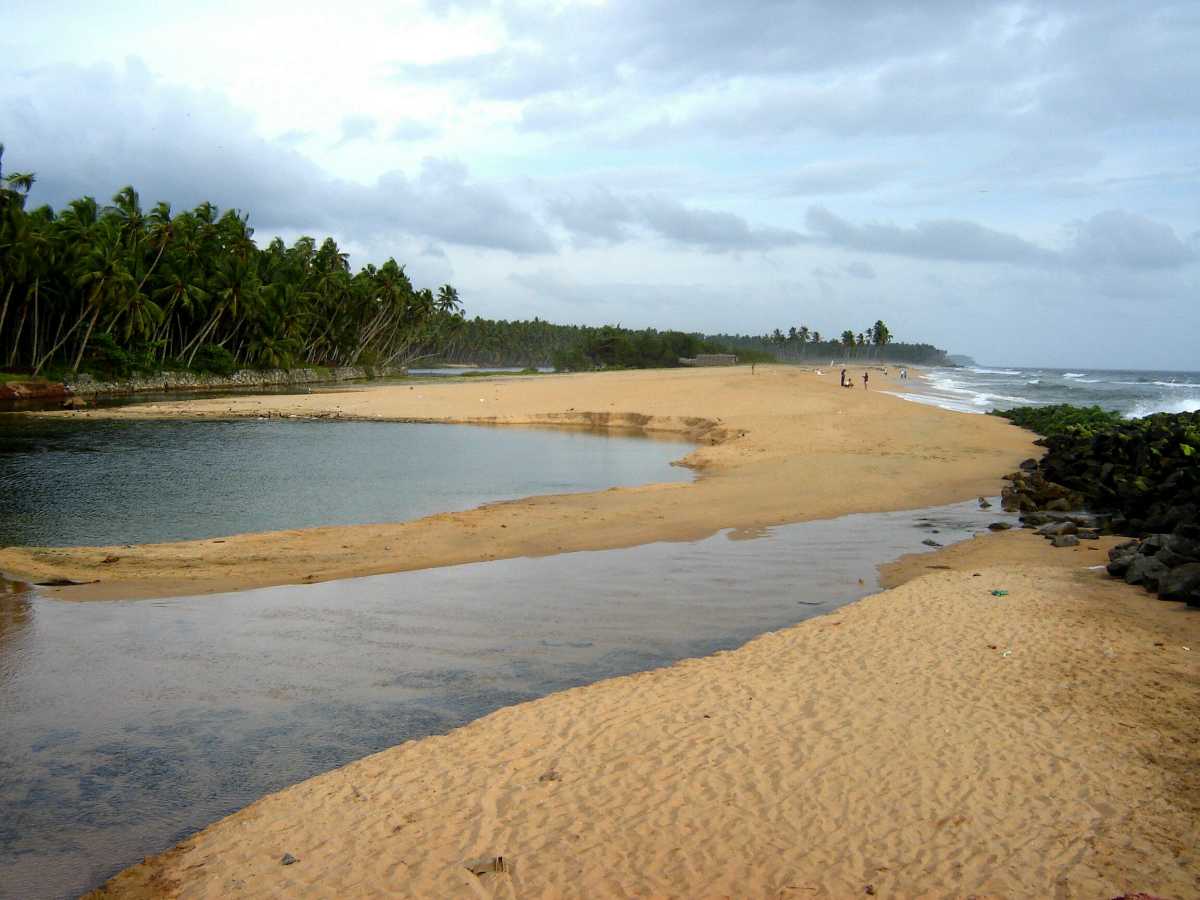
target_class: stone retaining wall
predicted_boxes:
[65,365,406,396]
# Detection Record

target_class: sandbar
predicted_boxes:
[1,366,1037,599]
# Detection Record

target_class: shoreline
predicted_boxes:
[0,365,1038,600]
[87,528,1200,899]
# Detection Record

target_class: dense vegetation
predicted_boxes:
[0,147,466,379]
[990,404,1125,437]
[2,148,943,380]
[544,325,772,372]
[709,323,949,365]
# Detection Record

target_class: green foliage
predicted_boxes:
[1029,409,1200,534]
[0,155,465,379]
[190,344,238,376]
[78,332,160,379]
[990,404,1126,437]
[548,325,746,372]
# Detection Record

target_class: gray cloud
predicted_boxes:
[843,261,876,279]
[337,114,377,145]
[390,119,439,141]
[805,206,1056,265]
[546,186,804,252]
[779,161,907,196]
[3,61,553,254]
[404,1,1199,149]
[1067,210,1196,270]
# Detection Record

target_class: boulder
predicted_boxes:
[1076,529,1100,540]
[1019,458,1039,472]
[1052,534,1080,548]
[1037,522,1077,537]
[1043,498,1072,512]
[978,497,992,509]
[1157,563,1200,603]
[1141,533,1171,554]
[1165,533,1200,561]
[1124,556,1170,591]
[987,522,1012,531]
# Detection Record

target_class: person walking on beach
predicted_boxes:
[840,368,847,387]
[862,370,869,390]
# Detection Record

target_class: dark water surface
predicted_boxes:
[0,417,691,547]
[0,499,1019,899]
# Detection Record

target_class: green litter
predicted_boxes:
[991,590,1009,597]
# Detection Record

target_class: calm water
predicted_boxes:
[888,366,1200,417]
[0,498,1018,900]
[0,418,691,547]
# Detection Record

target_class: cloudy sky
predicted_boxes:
[3,1,1198,368]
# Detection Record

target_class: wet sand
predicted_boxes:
[0,366,1037,599]
[89,529,1200,899]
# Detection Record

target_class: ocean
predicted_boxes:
[887,366,1200,418]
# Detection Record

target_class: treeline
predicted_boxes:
[711,323,949,364]
[435,318,773,369]
[0,147,465,379]
[548,325,773,372]
[436,317,585,367]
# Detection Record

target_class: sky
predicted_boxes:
[2,0,1198,369]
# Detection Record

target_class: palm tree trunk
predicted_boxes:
[0,281,12,350]
[69,305,103,375]
[6,303,28,368]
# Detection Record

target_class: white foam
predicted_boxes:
[881,391,985,414]
[968,367,1022,375]
[1063,372,1088,379]
[1125,397,1200,418]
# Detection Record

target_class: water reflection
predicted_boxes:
[0,498,1015,899]
[0,577,33,669]
[0,417,690,547]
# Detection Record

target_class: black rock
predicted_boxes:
[1165,534,1200,561]
[1019,458,1039,472]
[988,522,1013,531]
[978,497,992,509]
[922,539,942,547]
[1076,529,1100,540]
[1052,534,1080,548]
[1037,522,1076,537]
[1140,534,1171,555]
[1021,513,1049,527]
[1125,555,1170,591]
[1158,563,1200,603]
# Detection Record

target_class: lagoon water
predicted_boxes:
[0,498,1018,899]
[0,418,691,547]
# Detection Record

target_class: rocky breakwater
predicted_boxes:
[997,408,1200,608]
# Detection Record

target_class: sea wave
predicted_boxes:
[968,367,1022,375]
[1063,372,1088,379]
[1125,397,1200,418]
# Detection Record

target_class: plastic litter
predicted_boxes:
[991,589,1009,597]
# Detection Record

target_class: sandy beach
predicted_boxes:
[87,528,1199,899]
[1,366,1037,599]
[7,365,1197,898]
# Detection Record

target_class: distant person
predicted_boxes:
[840,368,847,387]
[863,371,869,390]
